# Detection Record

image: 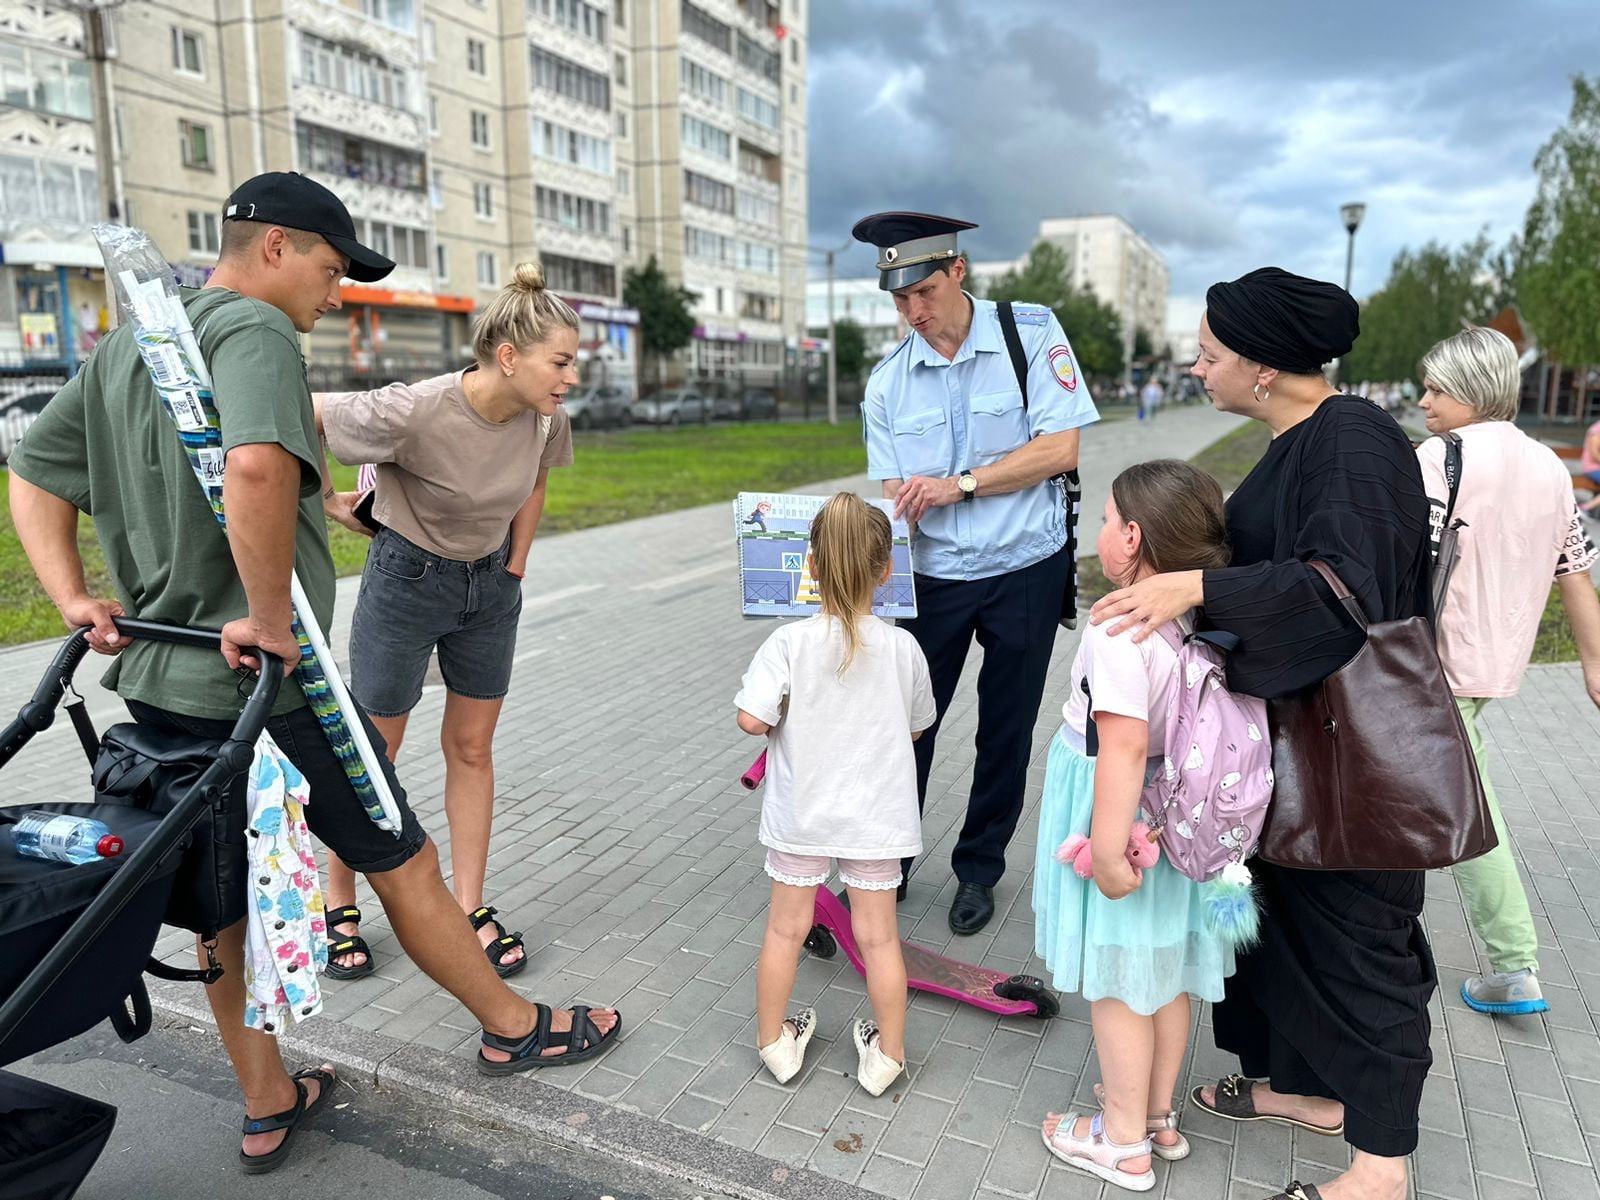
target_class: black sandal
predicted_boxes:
[324,905,376,981]
[238,1066,335,1174]
[468,905,527,978]
[477,1004,623,1076]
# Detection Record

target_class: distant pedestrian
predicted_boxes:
[1416,327,1600,1016]
[1140,379,1163,423]
[1581,417,1600,515]
[735,493,937,1096]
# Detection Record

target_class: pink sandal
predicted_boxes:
[1040,1110,1155,1193]
[1092,1082,1190,1160]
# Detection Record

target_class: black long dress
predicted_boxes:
[1202,396,1438,1159]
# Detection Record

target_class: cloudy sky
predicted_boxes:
[805,0,1598,336]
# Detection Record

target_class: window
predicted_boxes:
[187,210,220,255]
[680,114,730,159]
[435,242,449,281]
[529,0,609,43]
[473,181,493,218]
[739,240,777,273]
[422,18,436,61]
[615,0,627,29]
[741,291,779,321]
[171,27,203,76]
[359,0,416,33]
[179,119,212,170]
[681,1,731,53]
[737,33,779,82]
[684,225,735,264]
[295,123,427,191]
[466,37,487,76]
[542,252,615,295]
[679,56,728,106]
[535,186,611,235]
[430,169,443,208]
[684,170,734,214]
[0,157,96,225]
[470,110,490,148]
[477,251,498,288]
[738,144,779,183]
[614,52,627,86]
[356,219,429,268]
[529,47,610,111]
[622,224,631,253]
[737,188,777,227]
[298,32,412,111]
[530,117,612,173]
[616,165,630,195]
[790,37,798,64]
[790,82,797,103]
[428,93,438,134]
[615,111,627,137]
[0,43,92,121]
[736,86,778,130]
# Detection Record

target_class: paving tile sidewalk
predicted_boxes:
[9,402,1600,1198]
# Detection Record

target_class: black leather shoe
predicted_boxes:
[948,882,994,935]
[895,878,909,903]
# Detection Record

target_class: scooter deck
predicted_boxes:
[811,889,1051,1018]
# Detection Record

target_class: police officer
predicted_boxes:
[855,212,1098,935]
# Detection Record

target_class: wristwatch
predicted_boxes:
[958,470,978,501]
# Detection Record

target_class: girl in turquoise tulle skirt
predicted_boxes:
[1033,461,1237,1193]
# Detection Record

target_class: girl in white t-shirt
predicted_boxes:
[734,493,936,1096]
[1035,461,1235,1193]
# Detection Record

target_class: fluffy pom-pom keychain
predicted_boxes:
[1200,861,1260,949]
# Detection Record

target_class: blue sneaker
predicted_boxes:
[1461,968,1549,1015]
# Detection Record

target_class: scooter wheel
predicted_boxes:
[994,974,1060,1019]
[803,925,837,959]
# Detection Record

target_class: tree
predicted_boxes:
[622,255,697,383]
[982,241,1125,379]
[832,315,870,381]
[1133,326,1155,361]
[1519,76,1600,371]
[1340,234,1500,384]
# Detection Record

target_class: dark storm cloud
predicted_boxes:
[806,0,1600,319]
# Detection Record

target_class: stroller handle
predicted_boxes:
[3,619,282,774]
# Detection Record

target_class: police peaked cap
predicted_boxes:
[852,212,977,292]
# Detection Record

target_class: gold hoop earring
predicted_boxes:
[1252,383,1270,404]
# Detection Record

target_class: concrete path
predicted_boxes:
[11,402,1600,1198]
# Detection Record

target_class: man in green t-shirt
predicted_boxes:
[8,172,619,1174]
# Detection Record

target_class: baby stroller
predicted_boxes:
[0,619,280,1199]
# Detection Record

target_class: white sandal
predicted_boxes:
[758,1008,816,1084]
[1093,1081,1190,1161]
[1041,1111,1155,1193]
[852,1019,904,1096]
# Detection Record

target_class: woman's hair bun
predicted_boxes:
[511,261,546,293]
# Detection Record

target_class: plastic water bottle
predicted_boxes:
[12,810,124,865]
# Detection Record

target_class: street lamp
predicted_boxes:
[807,238,853,426]
[1340,202,1366,296]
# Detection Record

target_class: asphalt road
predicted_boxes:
[12,1017,735,1200]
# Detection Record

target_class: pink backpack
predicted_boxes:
[1142,622,1272,882]
[1082,620,1272,883]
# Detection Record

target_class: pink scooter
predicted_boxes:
[741,751,1058,1020]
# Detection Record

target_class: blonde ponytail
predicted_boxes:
[809,493,892,676]
[470,261,579,362]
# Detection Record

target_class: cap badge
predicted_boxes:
[883,247,898,262]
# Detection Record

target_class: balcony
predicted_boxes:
[289,0,421,71]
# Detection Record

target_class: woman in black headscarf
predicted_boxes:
[1089,267,1434,1200]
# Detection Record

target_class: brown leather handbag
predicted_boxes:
[1258,560,1497,871]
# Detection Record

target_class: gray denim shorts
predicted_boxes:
[348,527,523,717]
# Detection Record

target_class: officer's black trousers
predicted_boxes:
[899,543,1072,888]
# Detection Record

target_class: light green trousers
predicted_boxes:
[1452,696,1540,973]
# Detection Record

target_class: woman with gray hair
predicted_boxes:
[1416,326,1600,1016]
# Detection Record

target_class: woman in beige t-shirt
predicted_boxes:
[312,263,579,979]
[1416,326,1600,1018]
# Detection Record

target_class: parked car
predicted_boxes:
[0,388,56,464]
[564,381,635,430]
[630,388,710,425]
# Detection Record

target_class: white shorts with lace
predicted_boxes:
[764,850,902,891]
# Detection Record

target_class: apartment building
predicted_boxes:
[0,0,807,380]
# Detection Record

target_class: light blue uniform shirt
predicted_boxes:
[862,295,1099,581]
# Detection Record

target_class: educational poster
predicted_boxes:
[735,492,916,619]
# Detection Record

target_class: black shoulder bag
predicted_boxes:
[997,300,1082,629]
[1430,431,1465,621]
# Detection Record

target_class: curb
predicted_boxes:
[148,979,879,1200]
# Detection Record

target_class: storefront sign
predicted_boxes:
[694,324,748,343]
[569,299,640,326]
[338,285,476,313]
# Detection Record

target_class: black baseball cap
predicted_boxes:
[222,171,395,283]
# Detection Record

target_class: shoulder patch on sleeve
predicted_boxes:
[1047,345,1078,392]
[869,333,913,376]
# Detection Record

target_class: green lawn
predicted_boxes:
[2,421,870,646]
[1078,417,1597,665]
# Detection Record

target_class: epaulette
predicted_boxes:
[869,332,914,376]
[995,303,1052,327]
